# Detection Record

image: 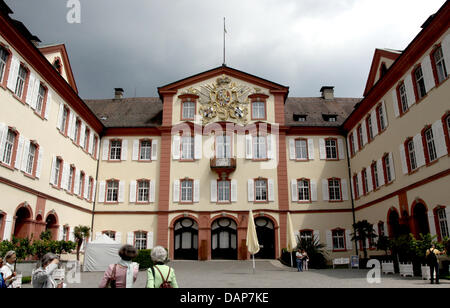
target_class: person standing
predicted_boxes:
[426,244,445,285]
[99,245,139,288]
[295,249,303,272]
[0,257,6,289]
[146,246,178,288]
[302,249,309,271]
[0,251,17,288]
[32,253,63,288]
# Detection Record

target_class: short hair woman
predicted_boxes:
[146,246,178,288]
[32,253,62,288]
[99,245,139,288]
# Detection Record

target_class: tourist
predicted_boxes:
[426,244,445,285]
[99,244,139,288]
[295,249,303,272]
[302,249,309,271]
[146,246,178,288]
[0,251,17,288]
[32,253,63,288]
[0,257,6,289]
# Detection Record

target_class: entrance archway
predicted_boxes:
[388,209,400,238]
[174,218,198,260]
[254,217,275,259]
[412,203,430,237]
[45,213,58,240]
[14,205,33,239]
[211,218,237,260]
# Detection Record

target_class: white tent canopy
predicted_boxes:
[83,234,122,272]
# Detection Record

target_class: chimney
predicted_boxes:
[114,88,124,99]
[320,86,334,100]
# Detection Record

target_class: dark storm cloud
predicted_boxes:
[4,0,446,99]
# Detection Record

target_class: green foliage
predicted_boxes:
[73,225,90,261]
[376,235,391,256]
[351,220,377,259]
[295,235,329,269]
[39,230,52,241]
[132,249,153,270]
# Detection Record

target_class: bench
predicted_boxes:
[421,265,430,280]
[333,258,350,269]
[381,261,395,275]
[399,262,414,277]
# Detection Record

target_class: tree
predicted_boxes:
[296,234,329,269]
[351,220,378,260]
[74,225,90,261]
[376,234,391,257]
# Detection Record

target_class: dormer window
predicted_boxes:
[293,114,307,122]
[323,114,337,122]
[52,58,62,74]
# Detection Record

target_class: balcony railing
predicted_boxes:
[210,157,237,174]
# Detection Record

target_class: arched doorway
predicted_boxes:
[412,203,430,237]
[211,218,237,260]
[45,213,58,240]
[174,218,198,260]
[254,217,275,259]
[14,206,32,239]
[388,209,400,238]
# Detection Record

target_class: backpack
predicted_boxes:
[0,273,6,289]
[153,266,173,288]
[426,249,438,266]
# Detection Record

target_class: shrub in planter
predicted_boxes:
[133,249,153,270]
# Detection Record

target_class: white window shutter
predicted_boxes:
[92,180,97,201]
[173,180,180,202]
[345,230,352,250]
[231,180,237,202]
[248,179,254,202]
[6,56,19,91]
[210,180,217,203]
[15,136,25,169]
[267,134,273,160]
[341,179,349,201]
[442,34,450,74]
[194,179,200,203]
[98,181,106,203]
[311,180,318,201]
[0,123,6,158]
[150,180,155,203]
[289,138,295,160]
[307,138,314,160]
[118,181,125,202]
[172,135,180,160]
[353,129,359,152]
[20,139,30,172]
[322,179,329,201]
[151,139,158,161]
[382,101,388,129]
[361,121,368,146]
[3,215,13,241]
[432,120,448,158]
[319,138,326,160]
[68,227,75,242]
[146,232,154,249]
[96,137,100,159]
[245,135,253,159]
[377,159,385,186]
[326,230,333,251]
[95,232,102,240]
[413,134,426,167]
[367,166,373,192]
[132,140,139,161]
[102,139,109,160]
[79,122,86,147]
[68,112,75,140]
[338,139,345,160]
[74,169,80,195]
[291,179,298,202]
[399,144,408,174]
[83,175,89,199]
[44,90,52,120]
[121,140,128,161]
[58,225,64,241]
[50,156,57,185]
[388,152,396,181]
[129,181,137,203]
[35,147,43,178]
[421,55,435,93]
[404,74,416,107]
[351,176,355,199]
[88,131,94,154]
[127,232,134,245]
[194,134,202,160]
[392,90,400,118]
[25,73,36,106]
[268,179,274,202]
[357,173,363,197]
[115,232,122,244]
[313,230,320,242]
[57,102,64,131]
[427,211,437,236]
[371,110,379,137]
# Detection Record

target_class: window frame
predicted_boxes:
[431,44,448,85]
[53,157,63,189]
[34,83,48,119]
[412,65,427,101]
[83,127,90,152]
[361,168,368,196]
[136,179,151,204]
[139,139,153,161]
[102,230,116,241]
[180,178,194,204]
[60,106,70,136]
[24,141,39,178]
[397,82,409,115]
[366,116,373,142]
[67,165,75,194]
[405,138,417,173]
[422,126,437,165]
[376,103,386,132]
[134,230,148,250]
[435,207,449,241]
[297,178,311,203]
[215,133,232,159]
[382,154,393,184]
[181,100,196,121]
[0,127,19,170]
[105,179,120,204]
[217,179,231,204]
[353,174,359,200]
[294,138,308,161]
[328,178,342,202]
[349,133,356,157]
[109,139,122,161]
[252,134,268,161]
[78,171,85,198]
[87,176,94,201]
[254,178,268,203]
[0,44,11,88]
[371,161,379,190]
[14,63,29,102]
[332,228,346,252]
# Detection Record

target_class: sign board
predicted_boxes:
[350,255,359,268]
[52,269,65,281]
[12,274,22,288]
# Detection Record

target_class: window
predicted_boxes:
[106,180,119,202]
[377,104,386,131]
[68,166,75,192]
[83,127,90,151]
[252,99,266,120]
[295,139,308,160]
[180,179,193,203]
[134,231,147,250]
[14,65,27,98]
[353,175,359,199]
[74,119,81,144]
[433,46,448,84]
[300,230,313,241]
[406,140,417,171]
[297,179,310,202]
[398,83,408,114]
[218,180,231,203]
[140,140,152,160]
[328,178,341,201]
[137,180,150,202]
[182,101,195,120]
[349,133,356,156]
[54,158,62,186]
[0,47,8,83]
[357,125,363,148]
[103,231,116,240]
[325,139,338,160]
[366,116,373,142]
[255,179,268,202]
[61,107,69,135]
[293,114,307,122]
[216,135,231,159]
[372,162,379,189]
[424,128,437,163]
[79,172,85,196]
[2,129,16,166]
[35,84,46,115]
[332,229,346,250]
[93,136,98,158]
[414,66,427,100]
[323,115,337,122]
[362,169,368,195]
[87,177,93,201]
[253,136,267,160]
[110,140,122,160]
[437,208,449,239]
[181,136,194,160]
[25,143,36,175]
[63,226,69,241]
[383,155,392,183]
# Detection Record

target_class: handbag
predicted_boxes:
[106,264,117,288]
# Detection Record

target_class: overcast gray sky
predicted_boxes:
[4,0,447,99]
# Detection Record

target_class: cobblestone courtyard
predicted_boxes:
[23,260,450,288]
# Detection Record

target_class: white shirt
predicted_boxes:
[0,263,15,288]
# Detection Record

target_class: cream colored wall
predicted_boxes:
[41,51,70,85]
[373,57,396,85]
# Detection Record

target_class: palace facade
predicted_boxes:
[0,1,449,262]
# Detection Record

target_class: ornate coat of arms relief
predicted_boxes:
[181,75,264,125]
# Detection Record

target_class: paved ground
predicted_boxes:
[22,260,450,288]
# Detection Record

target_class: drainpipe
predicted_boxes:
[90,134,102,241]
[344,134,358,256]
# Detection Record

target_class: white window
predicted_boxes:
[255,179,268,202]
[407,140,417,171]
[218,180,231,203]
[332,230,346,250]
[377,105,386,131]
[328,179,341,201]
[216,135,231,159]
[103,231,116,240]
[414,67,426,99]
[353,175,359,198]
[253,136,267,160]
[110,140,122,160]
[134,231,147,250]
[350,134,356,156]
[35,84,46,115]
[399,83,408,113]
[74,119,81,144]
[434,47,448,84]
[14,65,27,98]
[61,107,69,134]
[140,140,152,160]
[295,139,307,160]
[25,143,36,174]
[79,173,84,196]
[63,226,69,241]
[384,155,392,183]
[367,117,373,141]
[437,208,449,238]
[138,180,150,202]
[87,178,93,200]
[106,180,119,202]
[83,128,90,151]
[425,128,437,162]
[2,129,16,165]
[0,47,7,83]
[181,136,194,160]
[252,100,265,119]
[54,158,62,186]
[68,167,74,192]
[357,126,363,147]
[372,163,380,188]
[181,180,193,202]
[297,179,310,201]
[300,230,313,241]
[182,101,195,120]
[362,169,368,195]
[325,139,337,159]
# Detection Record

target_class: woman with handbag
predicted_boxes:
[99,245,139,288]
